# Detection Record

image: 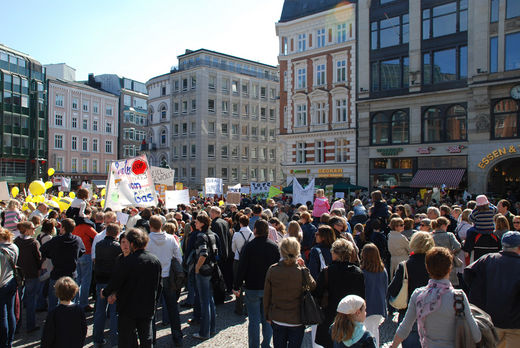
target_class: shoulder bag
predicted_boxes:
[300,268,324,325]
[389,261,408,310]
[0,248,24,288]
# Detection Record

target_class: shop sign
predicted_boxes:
[478,145,519,169]
[417,147,434,154]
[318,168,343,178]
[291,169,309,174]
[377,148,403,156]
[447,145,466,153]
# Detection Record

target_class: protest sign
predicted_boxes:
[228,183,241,193]
[240,186,250,194]
[335,192,345,199]
[175,182,184,190]
[116,212,129,225]
[104,155,157,210]
[151,166,175,186]
[165,189,190,209]
[293,178,315,205]
[60,177,71,192]
[226,192,241,205]
[205,178,223,195]
[0,182,9,201]
[250,182,271,194]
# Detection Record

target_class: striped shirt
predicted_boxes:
[3,210,22,235]
[469,204,498,232]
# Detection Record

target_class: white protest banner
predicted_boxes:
[151,166,175,186]
[165,189,190,209]
[250,182,271,194]
[226,192,241,205]
[0,182,9,201]
[335,192,345,199]
[116,212,129,225]
[104,154,157,211]
[293,178,315,205]
[227,183,241,193]
[205,178,223,195]
[240,186,250,194]
[60,177,71,192]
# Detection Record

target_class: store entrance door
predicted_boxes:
[487,158,520,196]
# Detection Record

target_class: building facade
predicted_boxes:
[357,0,520,196]
[276,0,358,186]
[47,77,118,186]
[0,44,47,184]
[146,49,281,190]
[93,74,148,159]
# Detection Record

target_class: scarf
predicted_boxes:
[415,279,453,348]
[343,322,366,347]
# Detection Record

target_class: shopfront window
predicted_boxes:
[492,98,519,139]
[370,157,416,188]
[371,110,409,145]
[422,104,467,142]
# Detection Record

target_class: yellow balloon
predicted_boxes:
[47,168,55,177]
[100,199,105,208]
[25,196,32,203]
[100,188,106,197]
[57,197,73,212]
[93,194,98,200]
[219,200,225,207]
[29,180,46,196]
[36,195,45,203]
[58,191,64,198]
[22,203,29,211]
[45,181,53,189]
[11,187,19,197]
[69,192,76,199]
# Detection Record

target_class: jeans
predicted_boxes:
[20,278,39,330]
[118,315,153,348]
[93,283,118,346]
[271,322,304,348]
[195,273,216,338]
[0,278,17,348]
[36,277,48,310]
[153,278,182,343]
[76,254,93,308]
[186,270,195,306]
[244,289,272,348]
[190,271,201,321]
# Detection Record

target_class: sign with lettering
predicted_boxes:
[291,169,308,174]
[417,147,434,154]
[165,189,190,209]
[478,145,519,169]
[205,178,223,195]
[150,166,175,186]
[105,155,157,210]
[318,169,343,174]
[447,145,465,153]
[250,181,271,194]
[377,148,403,156]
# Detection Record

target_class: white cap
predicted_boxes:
[337,295,365,315]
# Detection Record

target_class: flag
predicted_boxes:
[267,185,283,199]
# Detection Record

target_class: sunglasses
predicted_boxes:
[514,221,520,224]
[396,224,404,227]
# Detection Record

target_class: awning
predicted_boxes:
[410,169,465,189]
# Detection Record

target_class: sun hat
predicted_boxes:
[475,195,489,206]
[337,295,365,315]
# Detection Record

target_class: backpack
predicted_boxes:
[237,231,252,258]
[473,233,500,261]
[0,248,24,288]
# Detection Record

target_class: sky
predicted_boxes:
[2,0,284,83]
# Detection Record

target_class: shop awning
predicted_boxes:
[410,169,465,189]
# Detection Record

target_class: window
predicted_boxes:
[371,57,409,91]
[93,102,99,114]
[106,122,112,134]
[54,134,63,149]
[241,145,249,159]
[221,123,228,135]
[422,1,467,39]
[314,102,327,125]
[182,123,187,135]
[242,83,248,96]
[182,145,187,158]
[269,148,276,161]
[82,159,88,173]
[55,114,63,127]
[296,104,307,127]
[335,99,347,123]
[296,142,306,163]
[506,0,520,19]
[297,68,306,89]
[242,104,249,116]
[161,129,166,145]
[251,147,258,159]
[231,145,239,158]
[92,139,98,152]
[221,145,228,158]
[106,105,113,116]
[208,99,215,112]
[182,101,188,113]
[161,86,166,96]
[191,144,197,157]
[232,103,239,116]
[231,168,238,181]
[174,102,179,114]
[316,64,326,86]
[105,140,113,153]
[208,121,215,134]
[182,79,188,91]
[261,107,267,120]
[337,23,347,43]
[160,105,167,119]
[336,139,349,162]
[232,80,238,94]
[71,158,77,172]
[191,122,196,134]
[191,76,196,89]
[492,99,519,139]
[92,159,98,173]
[423,46,467,84]
[317,28,326,47]
[208,144,215,157]
[222,168,228,179]
[56,157,63,172]
[232,124,239,136]
[261,87,266,99]
[72,98,78,109]
[55,94,64,107]
[222,78,229,92]
[252,84,259,98]
[241,168,248,181]
[83,119,88,130]
[72,117,77,128]
[82,101,89,112]
[250,168,257,180]
[270,88,276,99]
[269,109,275,121]
[505,32,520,71]
[490,37,498,73]
[298,34,306,52]
[260,127,267,140]
[173,124,179,136]
[222,101,229,114]
[315,141,325,163]
[371,110,409,145]
[71,136,77,150]
[371,14,409,49]
[336,60,346,83]
[241,125,248,136]
[422,104,467,142]
[209,75,216,90]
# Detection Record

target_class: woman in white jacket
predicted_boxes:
[231,214,253,315]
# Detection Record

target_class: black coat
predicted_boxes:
[313,261,365,348]
[40,233,85,280]
[94,236,121,284]
[211,217,231,260]
[102,249,161,319]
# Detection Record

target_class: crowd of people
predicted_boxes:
[0,187,519,348]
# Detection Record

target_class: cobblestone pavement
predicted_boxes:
[13,292,399,347]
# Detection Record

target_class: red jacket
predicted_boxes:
[73,224,97,255]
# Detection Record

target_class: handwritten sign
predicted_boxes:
[116,212,129,225]
[151,166,175,186]
[227,184,241,193]
[250,182,271,194]
[226,192,241,205]
[105,155,157,210]
[165,189,190,209]
[205,178,223,195]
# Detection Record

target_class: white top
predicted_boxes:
[146,231,182,278]
[231,226,253,261]
[91,229,106,261]
[70,198,87,217]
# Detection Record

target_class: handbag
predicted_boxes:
[389,261,408,310]
[300,268,324,325]
[454,290,477,348]
[0,248,24,288]
[168,257,186,292]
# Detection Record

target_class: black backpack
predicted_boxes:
[473,233,500,261]
[237,231,252,258]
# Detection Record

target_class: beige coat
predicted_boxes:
[388,230,410,277]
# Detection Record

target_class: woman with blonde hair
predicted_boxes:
[287,221,303,243]
[264,237,315,348]
[494,215,510,240]
[331,295,376,347]
[3,200,23,238]
[388,218,410,277]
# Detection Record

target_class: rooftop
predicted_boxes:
[279,0,355,23]
[178,48,277,69]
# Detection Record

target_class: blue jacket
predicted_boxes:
[363,269,388,317]
[307,244,332,280]
[464,251,520,329]
[301,222,317,251]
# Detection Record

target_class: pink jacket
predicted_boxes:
[312,197,330,217]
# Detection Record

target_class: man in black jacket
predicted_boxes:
[210,206,233,293]
[93,223,121,347]
[101,228,161,348]
[40,218,85,312]
[233,219,280,348]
